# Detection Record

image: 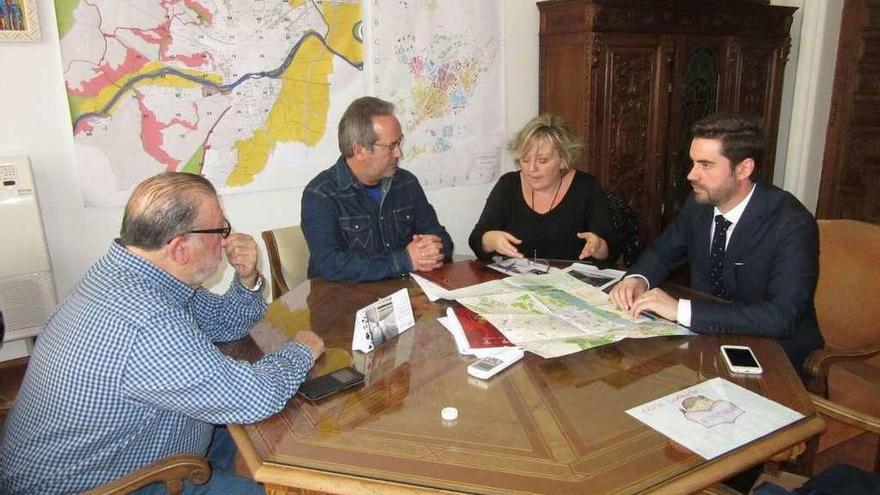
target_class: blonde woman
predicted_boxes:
[469,114,619,262]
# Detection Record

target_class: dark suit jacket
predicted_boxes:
[629,181,823,374]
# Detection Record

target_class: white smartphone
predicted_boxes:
[720,345,763,375]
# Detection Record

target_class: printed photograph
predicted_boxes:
[0,0,39,41]
[566,268,617,288]
[364,297,399,347]
[0,1,25,31]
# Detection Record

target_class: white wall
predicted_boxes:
[775,0,843,212]
[0,1,540,301]
[0,0,838,310]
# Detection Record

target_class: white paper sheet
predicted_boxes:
[626,377,804,459]
[409,273,452,302]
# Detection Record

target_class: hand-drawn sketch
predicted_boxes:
[680,395,745,428]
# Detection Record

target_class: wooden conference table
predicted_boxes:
[224,261,824,495]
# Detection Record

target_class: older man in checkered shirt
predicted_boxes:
[0,172,324,494]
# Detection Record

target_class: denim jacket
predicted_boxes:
[301,156,454,282]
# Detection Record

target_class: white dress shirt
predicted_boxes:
[677,184,757,326]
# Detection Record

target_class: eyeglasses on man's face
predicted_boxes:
[184,218,232,239]
[372,135,404,152]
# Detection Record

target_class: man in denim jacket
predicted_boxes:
[301,96,453,282]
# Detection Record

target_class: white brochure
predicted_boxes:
[626,377,804,459]
[351,288,416,353]
[409,272,453,302]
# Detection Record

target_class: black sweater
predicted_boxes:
[469,171,620,262]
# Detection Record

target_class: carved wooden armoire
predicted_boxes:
[818,0,880,223]
[538,0,796,245]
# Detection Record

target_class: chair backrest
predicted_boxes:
[605,190,641,268]
[261,225,309,300]
[815,219,880,350]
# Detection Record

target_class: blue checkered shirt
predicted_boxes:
[0,240,314,494]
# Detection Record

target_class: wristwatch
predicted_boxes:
[244,274,265,292]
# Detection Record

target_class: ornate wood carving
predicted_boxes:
[818,0,880,222]
[607,51,654,223]
[590,33,602,67]
[737,47,772,117]
[538,0,791,36]
[593,6,790,37]
[539,0,795,244]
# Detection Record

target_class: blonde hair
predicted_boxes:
[508,114,583,173]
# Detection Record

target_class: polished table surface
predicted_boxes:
[224,261,824,495]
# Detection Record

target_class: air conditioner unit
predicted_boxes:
[0,155,57,343]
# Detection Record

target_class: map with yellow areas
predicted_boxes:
[55,0,365,205]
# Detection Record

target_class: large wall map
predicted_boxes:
[55,0,503,205]
[56,0,365,206]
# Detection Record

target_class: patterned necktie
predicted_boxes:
[709,215,732,298]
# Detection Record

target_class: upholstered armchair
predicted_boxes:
[262,225,310,299]
[803,219,880,472]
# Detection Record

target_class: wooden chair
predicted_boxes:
[84,455,210,494]
[809,392,880,470]
[802,219,880,473]
[699,394,880,495]
[2,359,211,494]
[0,357,28,423]
[261,225,309,300]
[701,393,880,494]
[0,430,209,494]
[605,190,641,268]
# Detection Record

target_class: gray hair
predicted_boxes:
[120,172,217,250]
[508,114,583,173]
[338,96,396,158]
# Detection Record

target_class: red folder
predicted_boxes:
[452,306,513,349]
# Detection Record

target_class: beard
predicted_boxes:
[691,180,739,207]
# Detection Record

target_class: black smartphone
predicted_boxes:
[297,367,365,401]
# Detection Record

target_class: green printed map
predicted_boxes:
[456,272,694,359]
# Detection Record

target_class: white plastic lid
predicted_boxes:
[441,406,458,421]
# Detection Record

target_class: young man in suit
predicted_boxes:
[609,112,823,374]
